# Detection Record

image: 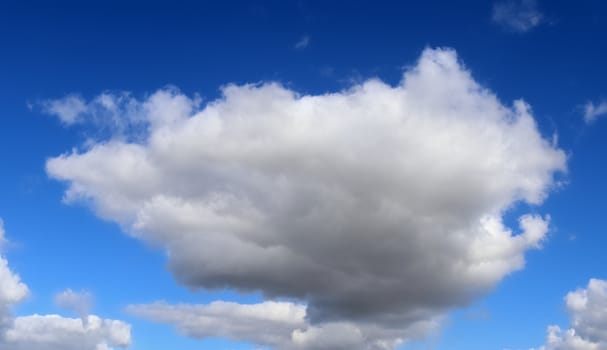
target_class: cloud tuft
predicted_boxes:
[492,0,544,33]
[583,100,607,124]
[294,35,310,50]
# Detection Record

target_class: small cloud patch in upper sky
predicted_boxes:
[583,100,607,124]
[492,0,544,33]
[294,35,310,50]
[40,94,87,125]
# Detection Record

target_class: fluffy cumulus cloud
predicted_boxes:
[536,279,607,350]
[492,0,544,33]
[0,219,131,350]
[46,48,566,348]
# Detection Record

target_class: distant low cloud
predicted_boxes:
[535,279,607,350]
[583,100,607,124]
[46,48,566,349]
[492,0,544,33]
[128,300,438,349]
[0,219,131,350]
[294,35,310,49]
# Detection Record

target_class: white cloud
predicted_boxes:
[583,101,607,124]
[492,0,544,33]
[128,301,437,350]
[0,219,131,350]
[536,279,607,350]
[0,315,131,350]
[294,35,310,50]
[39,90,158,136]
[40,94,88,125]
[46,48,566,348]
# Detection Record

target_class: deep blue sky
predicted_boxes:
[1,1,607,349]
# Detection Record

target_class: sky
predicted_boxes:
[1,0,607,349]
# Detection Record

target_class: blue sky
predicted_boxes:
[1,1,607,349]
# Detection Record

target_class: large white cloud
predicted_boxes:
[45,48,566,347]
[536,279,607,350]
[0,219,131,350]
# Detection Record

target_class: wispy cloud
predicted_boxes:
[583,100,607,124]
[294,35,310,50]
[39,94,87,125]
[492,0,544,33]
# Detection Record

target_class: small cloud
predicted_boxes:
[54,289,93,326]
[40,94,87,125]
[0,218,130,350]
[492,0,544,33]
[294,35,310,50]
[583,100,607,124]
